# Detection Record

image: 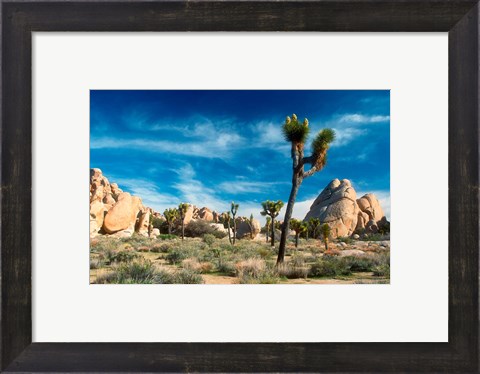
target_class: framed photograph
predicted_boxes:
[2,1,478,372]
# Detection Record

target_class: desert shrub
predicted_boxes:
[235,258,266,278]
[238,265,279,284]
[372,264,390,277]
[342,256,379,272]
[217,261,236,276]
[309,257,352,277]
[184,220,227,239]
[152,216,164,230]
[150,243,174,253]
[202,233,216,246]
[136,246,150,252]
[90,258,105,269]
[277,263,309,279]
[359,233,385,241]
[173,269,204,284]
[166,249,189,265]
[95,259,171,284]
[158,234,178,240]
[110,250,139,264]
[93,271,118,284]
[182,258,213,273]
[120,233,151,246]
[291,253,306,267]
[90,238,118,254]
[257,247,272,259]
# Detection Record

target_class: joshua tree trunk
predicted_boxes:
[232,219,237,245]
[295,232,299,248]
[270,218,275,247]
[168,224,172,235]
[324,236,329,252]
[277,179,301,264]
[266,226,269,242]
[227,220,232,245]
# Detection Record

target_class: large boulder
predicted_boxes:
[103,192,143,234]
[199,207,214,221]
[303,179,359,238]
[90,200,107,231]
[137,210,151,237]
[357,193,384,222]
[235,217,261,239]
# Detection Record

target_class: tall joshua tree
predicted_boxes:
[223,212,233,245]
[231,202,239,245]
[265,216,272,243]
[260,200,284,247]
[320,223,331,252]
[247,213,255,239]
[308,217,321,240]
[290,219,307,248]
[178,203,190,241]
[277,114,335,264]
[163,208,178,235]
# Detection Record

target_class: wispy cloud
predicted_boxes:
[337,113,390,124]
[218,180,287,194]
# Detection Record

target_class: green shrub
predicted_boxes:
[109,250,139,264]
[309,257,352,277]
[342,256,378,272]
[257,247,272,259]
[217,260,236,276]
[277,263,309,279]
[173,269,204,284]
[202,233,216,246]
[90,258,105,269]
[158,234,178,240]
[373,264,390,277]
[150,243,175,253]
[120,233,151,246]
[337,236,354,245]
[165,249,189,265]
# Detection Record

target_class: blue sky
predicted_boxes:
[90,90,390,223]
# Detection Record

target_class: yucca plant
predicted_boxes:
[265,216,271,243]
[290,219,307,248]
[277,114,335,264]
[231,202,239,245]
[260,200,284,247]
[178,203,190,241]
[308,217,321,239]
[163,208,178,235]
[320,223,331,252]
[223,211,233,245]
[247,213,255,239]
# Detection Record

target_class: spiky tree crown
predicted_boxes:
[312,128,335,159]
[163,208,178,223]
[178,203,190,217]
[290,218,307,233]
[231,201,239,215]
[260,200,285,217]
[320,223,331,237]
[282,114,310,144]
[308,217,320,227]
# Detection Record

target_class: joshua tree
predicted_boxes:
[178,203,190,241]
[223,211,233,245]
[308,217,321,240]
[265,216,272,243]
[320,223,331,252]
[148,211,154,237]
[163,208,178,235]
[260,200,284,247]
[231,202,239,245]
[290,219,307,248]
[277,114,335,264]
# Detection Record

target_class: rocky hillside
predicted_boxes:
[303,178,389,238]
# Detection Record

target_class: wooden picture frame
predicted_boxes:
[2,1,478,372]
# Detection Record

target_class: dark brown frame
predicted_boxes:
[2,1,479,372]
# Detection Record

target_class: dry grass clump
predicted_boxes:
[182,258,213,273]
[235,258,266,278]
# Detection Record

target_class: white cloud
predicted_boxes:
[338,114,390,124]
[218,181,287,194]
[330,127,367,147]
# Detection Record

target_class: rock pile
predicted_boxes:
[303,178,389,238]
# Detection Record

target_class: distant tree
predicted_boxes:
[290,219,307,248]
[260,200,284,247]
[178,203,190,241]
[163,208,178,235]
[148,211,154,237]
[320,223,331,252]
[231,202,239,245]
[278,114,335,264]
[247,213,255,239]
[265,216,272,243]
[308,218,321,240]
